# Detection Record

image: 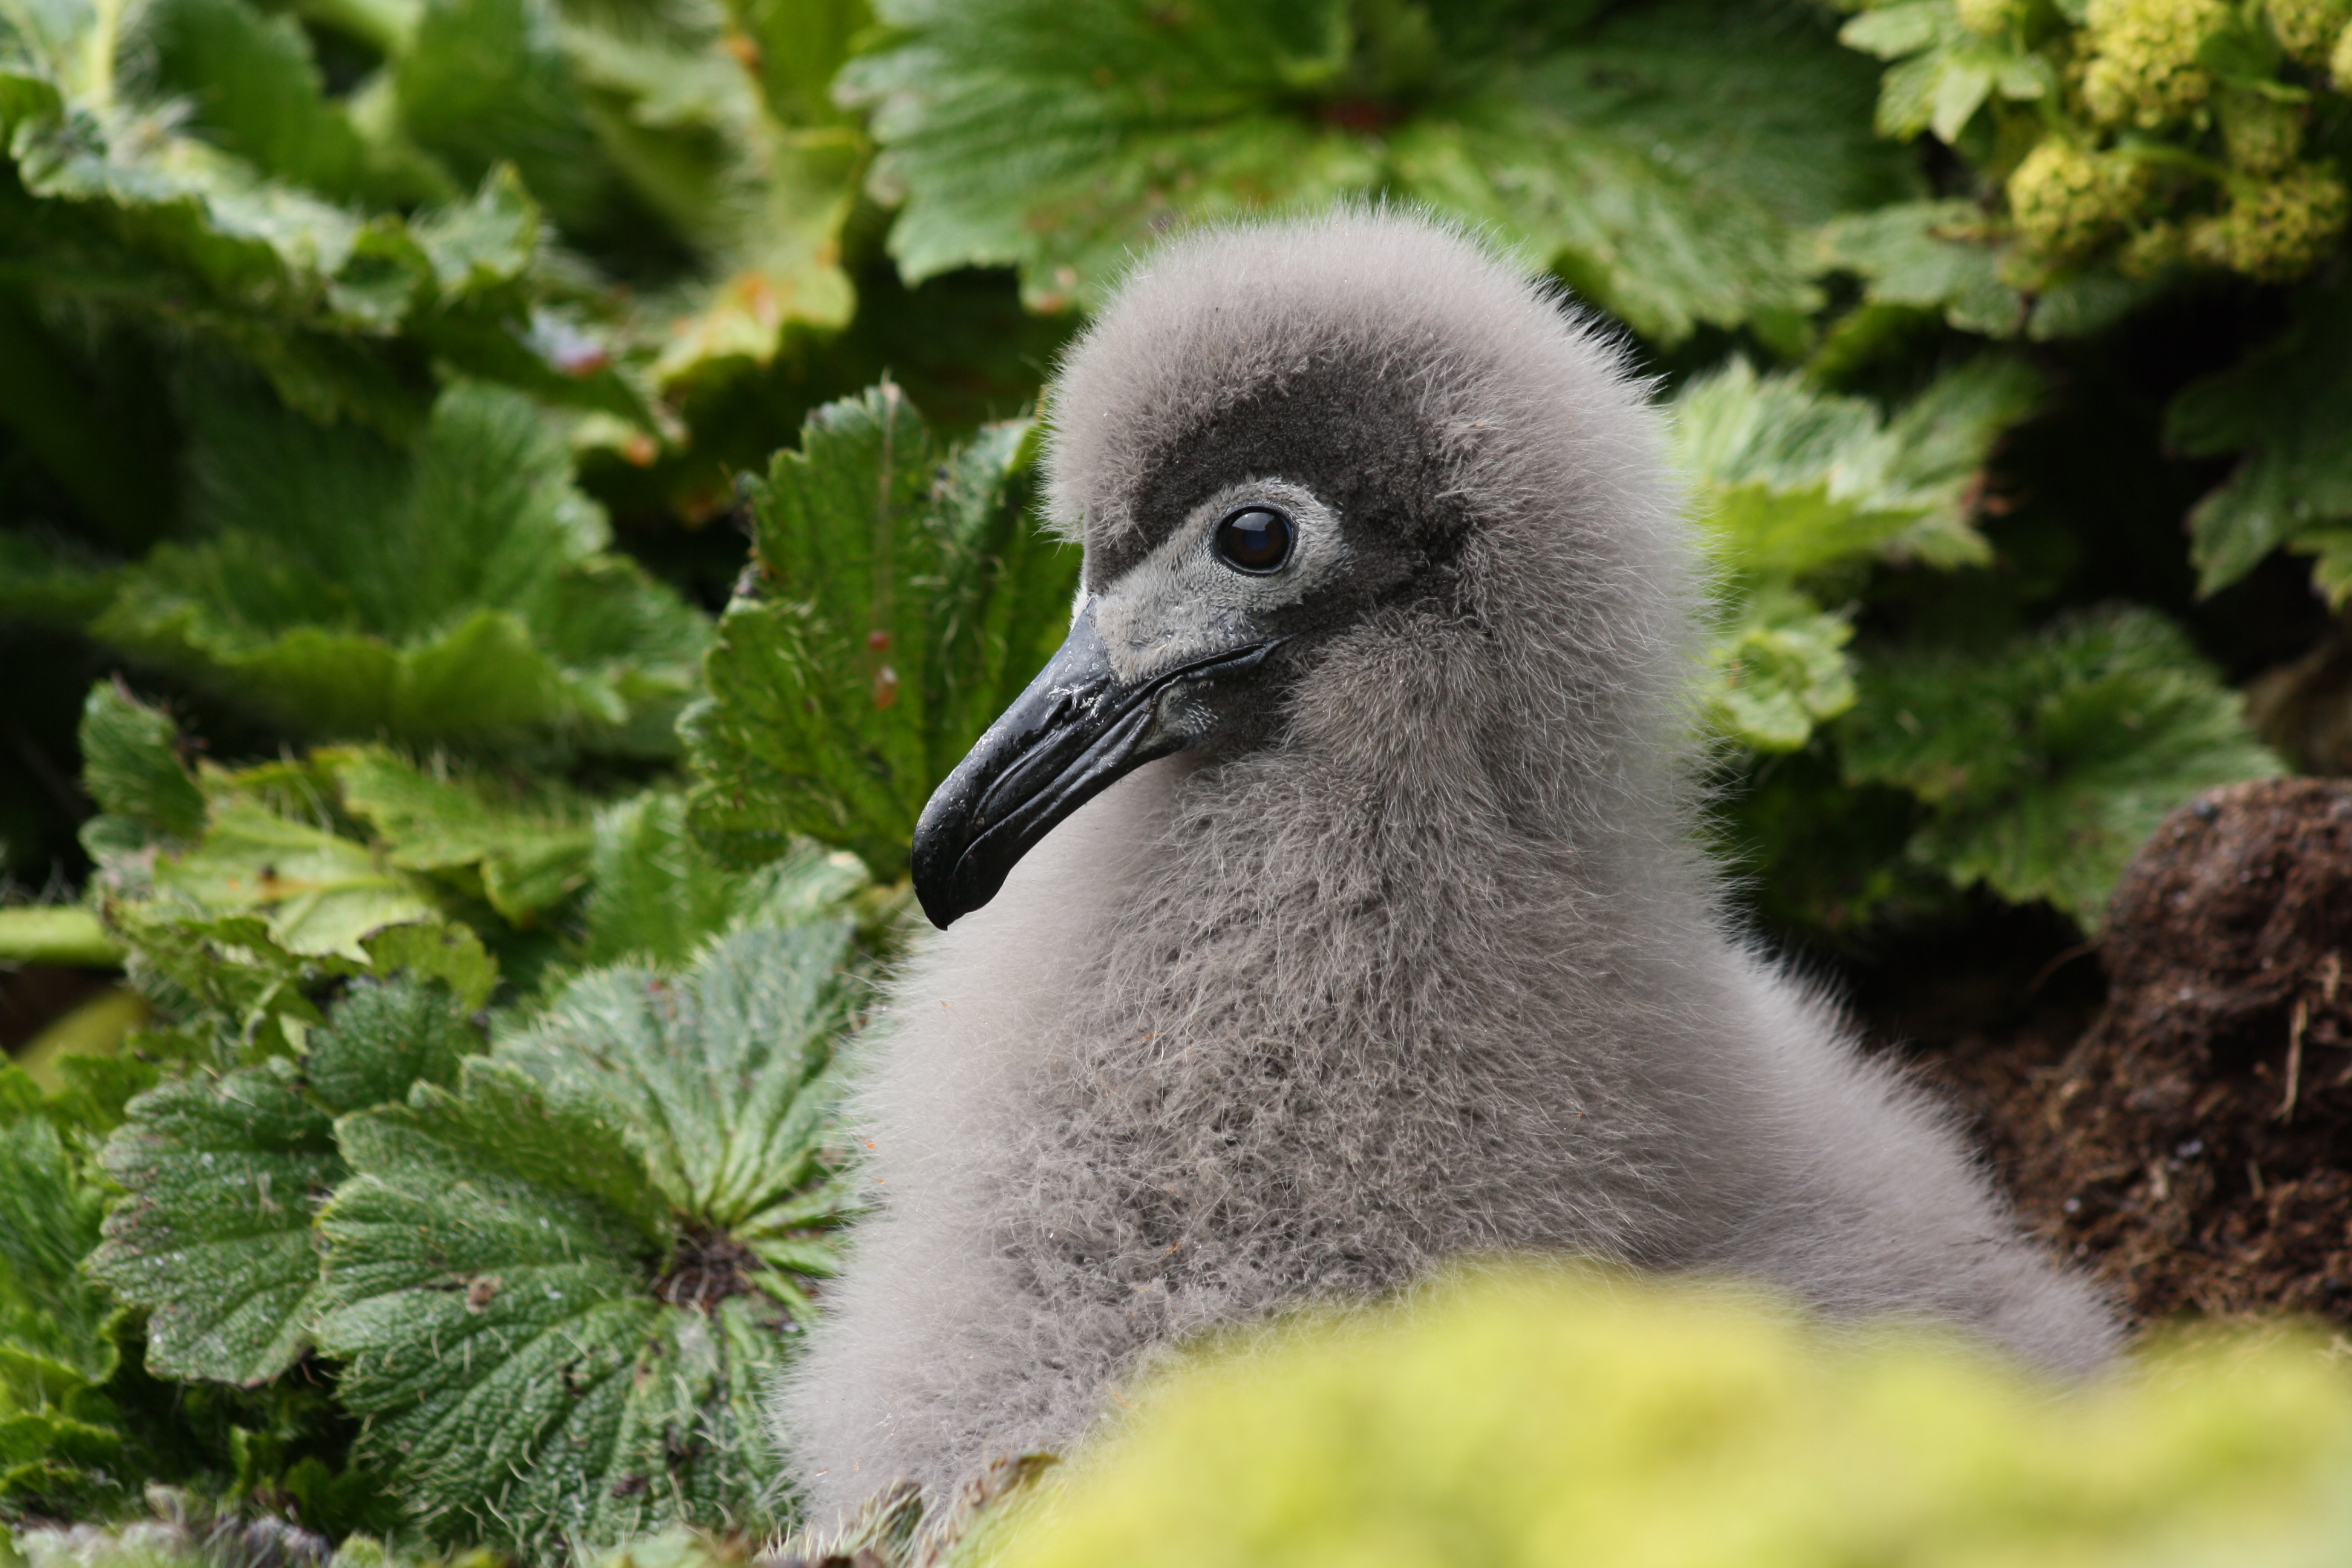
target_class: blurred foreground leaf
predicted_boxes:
[984,1266,2352,1568]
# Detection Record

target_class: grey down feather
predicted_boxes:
[774,209,2118,1524]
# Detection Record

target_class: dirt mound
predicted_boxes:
[1920,779,2352,1325]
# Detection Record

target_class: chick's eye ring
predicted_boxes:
[1213,508,1294,573]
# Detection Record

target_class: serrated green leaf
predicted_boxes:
[1707,589,1858,754]
[76,682,206,843]
[848,0,1903,341]
[683,387,1079,873]
[316,927,857,1548]
[1838,606,2282,927]
[580,791,867,968]
[495,923,859,1236]
[304,973,480,1116]
[88,1061,339,1385]
[2169,278,2352,599]
[1679,355,2037,577]
[91,378,709,755]
[326,746,594,926]
[1818,200,2024,337]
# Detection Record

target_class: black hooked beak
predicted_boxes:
[912,603,1282,928]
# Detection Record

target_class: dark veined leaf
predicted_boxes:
[318,924,862,1551]
[843,0,1907,341]
[682,384,1080,874]
[1838,606,2282,927]
[2168,276,2352,603]
[85,978,481,1387]
[89,379,710,756]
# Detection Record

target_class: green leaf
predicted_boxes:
[148,0,449,206]
[847,0,1905,341]
[495,923,860,1240]
[76,682,206,843]
[318,926,861,1549]
[391,0,610,230]
[2168,278,2352,600]
[326,746,595,927]
[1707,587,1857,754]
[1838,0,2051,142]
[0,1099,116,1387]
[82,976,479,1391]
[154,804,442,965]
[1678,355,2039,576]
[581,791,867,968]
[683,387,1080,874]
[88,1061,340,1385]
[91,378,710,756]
[1818,200,2024,338]
[1838,606,2283,927]
[303,973,481,1117]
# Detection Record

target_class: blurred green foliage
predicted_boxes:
[974,1267,2352,1568]
[4,0,2350,1557]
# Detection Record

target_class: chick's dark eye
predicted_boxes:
[1214,508,1293,573]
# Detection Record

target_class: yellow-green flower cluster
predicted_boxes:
[2080,0,2228,126]
[2262,0,2351,63]
[2007,139,2150,258]
[2212,163,2352,278]
[2218,91,2305,174]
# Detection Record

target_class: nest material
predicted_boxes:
[1930,779,2352,1324]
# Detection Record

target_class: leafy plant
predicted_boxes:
[1838,606,2282,926]
[684,384,1080,875]
[1838,0,2352,295]
[844,0,1911,341]
[84,378,710,759]
[2169,273,2352,603]
[318,923,861,1552]
[1679,354,2042,751]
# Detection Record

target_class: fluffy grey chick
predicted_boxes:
[776,209,2117,1523]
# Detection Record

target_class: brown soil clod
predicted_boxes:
[1967,779,2352,1325]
